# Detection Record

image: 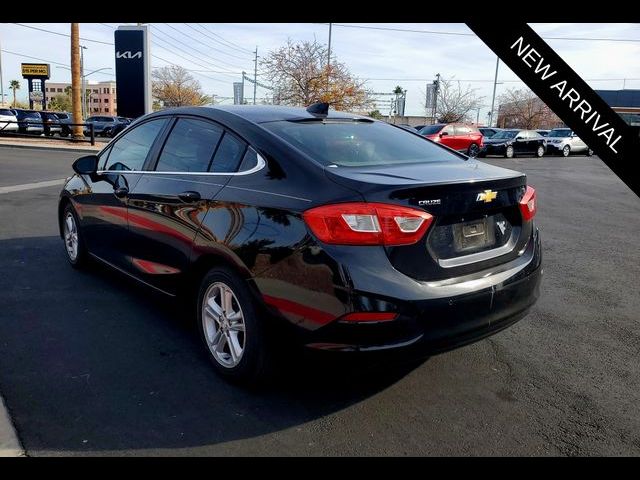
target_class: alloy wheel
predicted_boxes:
[506,146,514,158]
[63,212,79,261]
[202,282,246,368]
[537,146,544,157]
[563,145,570,157]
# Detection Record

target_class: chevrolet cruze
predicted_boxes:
[59,104,542,382]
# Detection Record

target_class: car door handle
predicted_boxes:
[178,191,201,203]
[114,186,129,198]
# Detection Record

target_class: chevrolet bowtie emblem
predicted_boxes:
[476,190,498,203]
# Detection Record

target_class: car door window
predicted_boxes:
[102,119,168,171]
[210,132,247,173]
[442,125,455,136]
[155,118,223,172]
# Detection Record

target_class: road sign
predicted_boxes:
[21,63,50,79]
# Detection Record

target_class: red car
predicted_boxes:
[418,123,484,157]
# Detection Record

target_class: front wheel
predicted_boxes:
[536,145,545,157]
[505,145,515,158]
[467,143,480,157]
[197,267,274,383]
[62,203,89,268]
[586,149,593,156]
[562,145,571,157]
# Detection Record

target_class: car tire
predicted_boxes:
[62,203,89,269]
[562,145,571,157]
[587,149,593,156]
[196,266,274,384]
[467,143,480,157]
[536,145,545,157]
[505,145,515,158]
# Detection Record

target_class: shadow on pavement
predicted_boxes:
[0,235,425,453]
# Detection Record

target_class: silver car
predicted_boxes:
[544,128,593,157]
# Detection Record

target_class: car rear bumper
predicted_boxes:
[479,144,507,156]
[299,227,542,354]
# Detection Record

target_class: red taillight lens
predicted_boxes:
[519,186,537,221]
[302,202,434,246]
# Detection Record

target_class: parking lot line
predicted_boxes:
[0,178,66,195]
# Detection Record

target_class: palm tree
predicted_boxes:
[9,80,20,108]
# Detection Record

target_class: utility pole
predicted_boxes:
[241,71,245,104]
[476,107,481,125]
[433,73,440,124]
[0,33,4,106]
[489,57,500,127]
[71,23,82,139]
[253,47,258,105]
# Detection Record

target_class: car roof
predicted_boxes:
[150,105,370,124]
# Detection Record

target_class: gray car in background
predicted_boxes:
[545,128,593,156]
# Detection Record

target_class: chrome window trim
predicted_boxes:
[97,151,266,176]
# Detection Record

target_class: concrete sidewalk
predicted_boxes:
[0,137,102,154]
[0,394,23,457]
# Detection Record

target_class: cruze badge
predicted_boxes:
[476,190,498,203]
[418,199,441,206]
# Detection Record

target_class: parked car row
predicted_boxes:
[0,109,133,138]
[405,122,592,158]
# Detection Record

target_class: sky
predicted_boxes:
[1,22,639,123]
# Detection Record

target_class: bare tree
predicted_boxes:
[497,88,561,129]
[260,39,372,111]
[152,65,212,108]
[435,79,483,123]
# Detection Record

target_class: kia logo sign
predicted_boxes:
[116,51,142,59]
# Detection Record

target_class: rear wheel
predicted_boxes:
[505,145,515,158]
[562,145,571,157]
[62,203,88,268]
[586,149,593,156]
[467,143,480,157]
[536,145,545,157]
[197,267,274,383]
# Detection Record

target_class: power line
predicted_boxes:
[195,24,254,54]
[362,77,640,83]
[11,23,114,46]
[181,24,253,61]
[1,49,70,67]
[324,23,640,43]
[152,24,247,72]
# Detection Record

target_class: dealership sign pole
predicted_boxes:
[114,25,152,118]
[467,22,640,197]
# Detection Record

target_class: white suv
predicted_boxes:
[545,128,593,157]
[0,108,19,133]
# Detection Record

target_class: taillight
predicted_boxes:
[519,186,537,221]
[339,312,398,323]
[302,202,434,246]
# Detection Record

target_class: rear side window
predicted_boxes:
[0,109,14,116]
[155,118,223,172]
[418,124,444,135]
[102,119,168,171]
[210,132,246,173]
[264,120,464,168]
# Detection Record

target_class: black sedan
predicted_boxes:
[478,129,546,158]
[59,104,542,382]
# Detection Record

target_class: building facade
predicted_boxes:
[45,81,117,115]
[595,89,640,126]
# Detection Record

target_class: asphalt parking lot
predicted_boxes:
[0,145,639,456]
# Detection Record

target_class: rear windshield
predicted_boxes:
[418,124,444,135]
[263,120,462,167]
[491,130,519,139]
[548,128,572,137]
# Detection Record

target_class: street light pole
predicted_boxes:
[489,56,500,127]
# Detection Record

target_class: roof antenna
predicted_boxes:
[306,102,329,117]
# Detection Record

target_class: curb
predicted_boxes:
[0,142,101,154]
[0,394,24,457]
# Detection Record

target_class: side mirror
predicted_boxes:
[72,155,98,175]
[515,136,524,141]
[440,131,449,137]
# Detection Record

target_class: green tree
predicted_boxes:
[9,80,20,108]
[367,109,384,120]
